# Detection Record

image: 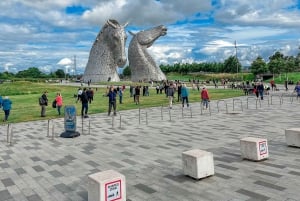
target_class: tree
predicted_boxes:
[223,56,241,73]
[55,69,65,78]
[122,66,131,76]
[250,56,268,75]
[268,51,285,76]
[15,67,45,78]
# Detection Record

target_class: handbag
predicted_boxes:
[52,100,57,108]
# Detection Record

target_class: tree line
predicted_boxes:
[1,50,300,80]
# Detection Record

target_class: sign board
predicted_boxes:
[64,105,77,132]
[105,180,122,201]
[259,141,268,155]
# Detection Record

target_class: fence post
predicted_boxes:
[146,112,148,125]
[181,107,184,118]
[119,114,122,128]
[9,126,13,146]
[6,124,10,143]
[51,122,55,140]
[112,115,115,128]
[88,118,91,135]
[169,108,171,121]
[139,107,141,125]
[190,106,192,118]
[161,105,163,120]
[47,119,51,137]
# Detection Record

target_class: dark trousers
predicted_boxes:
[108,101,116,115]
[81,102,88,116]
[182,96,189,107]
[4,110,10,121]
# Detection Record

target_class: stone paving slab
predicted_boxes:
[0,94,300,201]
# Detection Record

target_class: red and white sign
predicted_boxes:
[105,180,122,201]
[259,141,268,155]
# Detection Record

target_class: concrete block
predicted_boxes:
[88,170,126,201]
[285,128,300,147]
[240,137,268,161]
[182,149,214,179]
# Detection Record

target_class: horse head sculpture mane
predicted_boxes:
[83,19,128,82]
[128,25,167,82]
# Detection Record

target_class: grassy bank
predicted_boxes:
[0,81,244,123]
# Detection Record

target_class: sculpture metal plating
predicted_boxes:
[128,25,167,82]
[83,19,128,82]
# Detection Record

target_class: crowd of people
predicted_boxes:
[6,78,300,122]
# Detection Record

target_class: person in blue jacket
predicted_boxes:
[2,96,12,122]
[181,83,189,107]
[107,85,117,116]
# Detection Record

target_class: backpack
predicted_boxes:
[52,100,57,108]
[39,97,45,105]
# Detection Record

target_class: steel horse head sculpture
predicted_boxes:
[128,25,167,82]
[83,19,128,82]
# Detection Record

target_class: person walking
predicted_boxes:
[39,91,48,117]
[167,83,175,109]
[181,83,189,107]
[2,96,12,122]
[55,93,63,116]
[201,86,210,109]
[135,85,140,105]
[107,85,117,116]
[177,83,182,102]
[80,88,89,118]
[257,82,265,100]
[294,81,300,99]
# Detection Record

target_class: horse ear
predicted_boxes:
[123,22,129,28]
[107,19,117,29]
[128,31,135,36]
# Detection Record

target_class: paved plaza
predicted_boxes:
[0,92,300,201]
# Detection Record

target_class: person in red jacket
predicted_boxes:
[55,93,63,116]
[201,86,210,109]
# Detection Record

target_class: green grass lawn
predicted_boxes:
[0,81,244,123]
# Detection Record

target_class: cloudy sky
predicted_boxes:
[1,0,300,74]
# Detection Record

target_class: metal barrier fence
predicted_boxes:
[6,93,300,141]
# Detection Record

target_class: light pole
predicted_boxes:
[234,40,238,80]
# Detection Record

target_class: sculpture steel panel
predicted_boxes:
[83,19,128,82]
[128,25,167,82]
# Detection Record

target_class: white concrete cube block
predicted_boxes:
[182,149,214,179]
[240,137,269,161]
[88,170,126,201]
[285,128,300,147]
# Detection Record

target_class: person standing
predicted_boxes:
[40,91,48,117]
[80,88,89,118]
[167,83,175,109]
[107,85,117,116]
[294,81,300,99]
[135,85,140,105]
[201,86,210,109]
[181,83,189,107]
[2,96,12,122]
[119,88,123,104]
[257,82,264,100]
[55,93,63,116]
[177,83,182,102]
